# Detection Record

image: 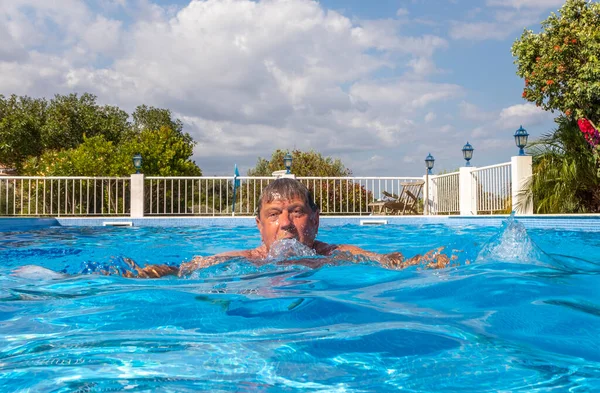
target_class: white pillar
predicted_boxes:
[423,174,436,215]
[423,174,429,215]
[130,174,144,218]
[459,166,477,215]
[427,174,437,215]
[511,155,533,215]
[271,170,296,179]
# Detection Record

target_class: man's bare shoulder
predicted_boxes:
[178,246,268,276]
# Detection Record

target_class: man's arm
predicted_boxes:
[328,244,452,269]
[177,250,253,276]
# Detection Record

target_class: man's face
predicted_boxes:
[256,196,319,251]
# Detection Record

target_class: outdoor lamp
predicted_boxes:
[132,153,143,174]
[425,153,435,175]
[514,125,529,156]
[283,153,293,174]
[462,142,474,167]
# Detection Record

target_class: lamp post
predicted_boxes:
[462,142,474,166]
[425,153,435,175]
[284,153,293,174]
[132,153,143,174]
[514,125,529,156]
[424,153,435,215]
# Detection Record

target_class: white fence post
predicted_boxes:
[428,174,437,215]
[130,174,144,218]
[459,166,477,215]
[423,174,436,215]
[511,155,533,214]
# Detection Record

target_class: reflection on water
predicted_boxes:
[0,221,599,392]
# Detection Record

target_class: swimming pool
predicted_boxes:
[1,219,599,392]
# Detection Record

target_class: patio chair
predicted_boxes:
[368,181,424,215]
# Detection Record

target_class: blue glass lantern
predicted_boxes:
[132,153,143,174]
[425,153,435,175]
[514,125,529,156]
[462,142,474,167]
[283,153,293,174]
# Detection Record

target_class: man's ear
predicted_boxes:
[312,209,320,231]
[255,215,261,229]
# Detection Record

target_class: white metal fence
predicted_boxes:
[472,162,512,214]
[431,172,460,214]
[0,177,130,216]
[144,176,423,216]
[0,160,526,217]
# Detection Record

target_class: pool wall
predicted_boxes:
[2,215,596,231]
[0,218,59,232]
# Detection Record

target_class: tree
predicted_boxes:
[132,105,184,135]
[0,94,47,170]
[23,127,201,177]
[1,93,202,176]
[41,93,130,151]
[247,150,371,215]
[512,0,600,123]
[525,116,600,213]
[248,149,352,177]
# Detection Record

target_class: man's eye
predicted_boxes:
[292,209,305,217]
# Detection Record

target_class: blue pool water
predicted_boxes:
[1,219,599,392]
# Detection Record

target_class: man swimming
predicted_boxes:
[124,178,450,278]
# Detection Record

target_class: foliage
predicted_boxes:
[128,126,201,176]
[132,105,184,135]
[525,116,600,213]
[512,0,600,123]
[246,150,373,215]
[0,95,46,170]
[247,149,352,177]
[23,127,201,177]
[1,93,202,176]
[41,93,130,151]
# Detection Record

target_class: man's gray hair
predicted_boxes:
[256,178,319,216]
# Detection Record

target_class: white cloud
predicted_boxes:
[439,124,453,133]
[459,101,496,122]
[424,112,436,123]
[486,0,565,9]
[350,80,463,112]
[497,103,552,129]
[0,0,465,175]
[396,8,409,17]
[449,21,510,41]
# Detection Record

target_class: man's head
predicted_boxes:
[255,178,320,251]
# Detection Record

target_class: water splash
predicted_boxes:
[266,239,318,262]
[476,213,552,265]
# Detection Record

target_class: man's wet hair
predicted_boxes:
[256,178,319,216]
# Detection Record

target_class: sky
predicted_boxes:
[0,0,566,176]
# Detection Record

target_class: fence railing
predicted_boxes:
[0,177,130,216]
[431,172,460,214]
[144,176,423,216]
[472,162,512,214]
[0,157,532,218]
[145,176,273,216]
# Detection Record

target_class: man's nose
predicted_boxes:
[279,211,294,229]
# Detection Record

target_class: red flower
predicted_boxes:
[522,90,527,98]
[565,110,571,116]
[546,80,554,85]
[578,118,600,147]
